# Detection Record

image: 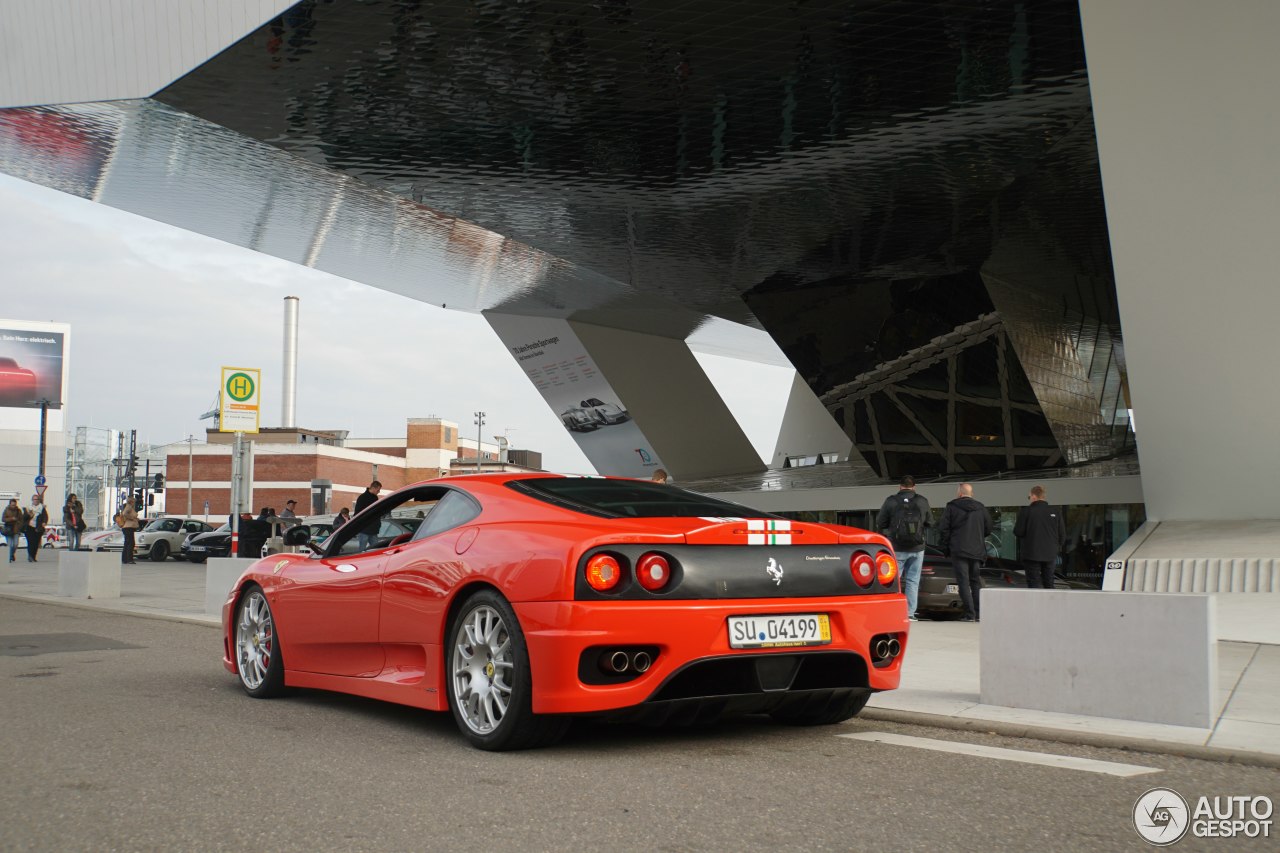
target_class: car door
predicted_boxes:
[273,545,387,677]
[380,489,483,647]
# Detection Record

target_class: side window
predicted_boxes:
[414,491,481,540]
[162,519,181,532]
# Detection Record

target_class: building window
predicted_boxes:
[444,427,452,443]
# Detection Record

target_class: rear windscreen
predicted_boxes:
[507,478,773,519]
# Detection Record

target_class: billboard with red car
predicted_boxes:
[0,327,64,409]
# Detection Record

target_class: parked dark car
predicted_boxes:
[916,545,1090,618]
[181,523,232,563]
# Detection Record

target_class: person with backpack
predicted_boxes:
[938,483,993,622]
[876,475,931,622]
[1014,484,1067,589]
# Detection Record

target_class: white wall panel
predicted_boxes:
[0,0,296,108]
[1081,0,1280,520]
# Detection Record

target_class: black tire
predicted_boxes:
[771,691,870,727]
[445,589,568,751]
[186,553,206,564]
[233,585,286,698]
[149,540,170,562]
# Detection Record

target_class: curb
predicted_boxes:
[0,591,221,630]
[861,707,1280,769]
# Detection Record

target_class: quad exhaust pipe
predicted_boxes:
[600,648,655,675]
[872,635,903,662]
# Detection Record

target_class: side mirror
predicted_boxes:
[283,526,311,546]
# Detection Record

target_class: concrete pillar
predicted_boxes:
[771,372,854,469]
[1081,0,1280,519]
[486,312,764,480]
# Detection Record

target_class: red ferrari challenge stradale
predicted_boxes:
[222,474,908,750]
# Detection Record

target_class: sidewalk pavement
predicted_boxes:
[3,550,1278,766]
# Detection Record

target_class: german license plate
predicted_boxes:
[945,584,959,594]
[728,614,830,649]
[189,545,206,552]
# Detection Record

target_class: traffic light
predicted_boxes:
[153,473,165,492]
[134,489,144,507]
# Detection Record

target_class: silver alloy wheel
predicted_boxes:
[236,590,274,690]
[451,604,515,735]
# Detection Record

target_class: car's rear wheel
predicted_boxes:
[446,589,568,751]
[771,691,869,727]
[234,586,285,698]
[149,540,170,562]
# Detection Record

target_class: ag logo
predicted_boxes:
[1133,787,1190,846]
[766,557,783,586]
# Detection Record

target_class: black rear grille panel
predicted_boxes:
[650,651,869,703]
[575,544,896,600]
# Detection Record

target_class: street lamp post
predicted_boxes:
[473,411,485,472]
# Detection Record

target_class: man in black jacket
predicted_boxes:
[1013,484,1067,589]
[353,480,382,551]
[876,475,931,621]
[938,483,992,622]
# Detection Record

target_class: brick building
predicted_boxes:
[165,418,541,518]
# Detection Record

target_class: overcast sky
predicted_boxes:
[0,174,788,475]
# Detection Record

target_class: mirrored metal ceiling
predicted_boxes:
[0,0,1133,479]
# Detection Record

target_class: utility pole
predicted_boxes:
[473,411,486,472]
[36,399,49,482]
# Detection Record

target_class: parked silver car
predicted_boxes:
[124,517,216,561]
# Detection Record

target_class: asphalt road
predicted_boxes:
[1,598,1277,853]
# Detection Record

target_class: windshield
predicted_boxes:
[506,478,772,520]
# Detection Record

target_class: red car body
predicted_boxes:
[222,473,907,749]
[0,357,37,406]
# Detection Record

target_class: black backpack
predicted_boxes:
[890,495,925,549]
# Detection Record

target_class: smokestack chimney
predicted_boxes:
[282,296,299,428]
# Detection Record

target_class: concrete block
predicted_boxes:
[205,558,257,616]
[980,589,1216,728]
[58,551,122,599]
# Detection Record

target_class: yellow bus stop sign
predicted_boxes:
[219,366,261,433]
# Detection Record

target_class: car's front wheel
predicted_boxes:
[234,585,285,698]
[149,540,170,562]
[446,589,568,751]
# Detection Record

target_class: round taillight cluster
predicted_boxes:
[585,551,675,594]
[851,551,897,589]
[586,554,623,592]
[636,553,671,591]
[876,551,898,586]
[851,553,876,588]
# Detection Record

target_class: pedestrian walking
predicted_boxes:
[1013,484,1067,589]
[63,493,86,551]
[23,496,48,563]
[118,497,139,564]
[3,498,23,563]
[875,474,931,621]
[280,499,298,519]
[938,483,992,622]
[332,507,350,529]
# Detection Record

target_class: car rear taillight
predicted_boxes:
[636,552,671,592]
[851,553,876,588]
[876,551,898,586]
[586,554,623,592]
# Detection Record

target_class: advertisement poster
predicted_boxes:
[0,326,65,409]
[488,314,665,478]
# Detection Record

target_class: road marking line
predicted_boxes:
[838,731,1161,777]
